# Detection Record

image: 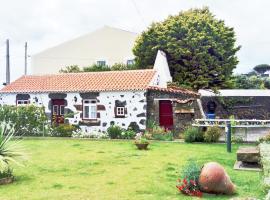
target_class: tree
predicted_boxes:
[133,7,241,90]
[59,65,81,73]
[232,74,265,89]
[59,63,138,73]
[253,64,270,75]
[83,64,111,72]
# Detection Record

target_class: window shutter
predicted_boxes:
[124,108,127,115]
[114,107,117,117]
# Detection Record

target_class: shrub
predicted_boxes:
[51,124,78,137]
[120,129,136,139]
[146,125,174,141]
[232,135,244,144]
[184,127,204,143]
[176,159,202,197]
[0,168,12,179]
[204,126,222,142]
[134,132,149,144]
[259,132,270,143]
[0,105,49,136]
[107,125,123,139]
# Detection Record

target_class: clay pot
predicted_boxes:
[198,162,236,195]
[135,143,149,150]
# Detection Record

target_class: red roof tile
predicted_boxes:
[0,70,156,93]
[147,86,199,97]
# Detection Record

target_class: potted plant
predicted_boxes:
[134,132,149,150]
[0,123,26,185]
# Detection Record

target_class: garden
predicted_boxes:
[0,105,267,199]
[0,139,265,200]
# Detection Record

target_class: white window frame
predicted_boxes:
[53,105,58,115]
[60,105,65,115]
[116,107,125,117]
[83,99,97,119]
[17,100,30,106]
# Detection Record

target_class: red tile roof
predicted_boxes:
[147,86,199,97]
[0,70,156,93]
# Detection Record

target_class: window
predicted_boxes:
[53,105,58,115]
[97,60,106,66]
[60,105,65,115]
[17,100,30,106]
[116,107,125,117]
[83,99,97,119]
[126,59,134,66]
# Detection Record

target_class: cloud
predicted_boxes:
[0,0,269,85]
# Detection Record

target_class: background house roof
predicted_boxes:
[0,69,156,93]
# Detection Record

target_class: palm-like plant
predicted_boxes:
[0,123,26,175]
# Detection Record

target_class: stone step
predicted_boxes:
[236,147,260,163]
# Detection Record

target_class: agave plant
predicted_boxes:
[0,123,26,175]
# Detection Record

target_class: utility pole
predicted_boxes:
[24,42,27,75]
[6,39,10,85]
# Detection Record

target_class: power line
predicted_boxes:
[130,0,147,27]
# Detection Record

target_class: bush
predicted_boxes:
[152,131,174,141]
[0,105,48,136]
[120,129,136,139]
[259,132,270,143]
[107,125,123,139]
[184,127,204,143]
[0,168,12,179]
[204,126,222,142]
[51,124,79,137]
[146,125,174,141]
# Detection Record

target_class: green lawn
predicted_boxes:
[0,139,264,200]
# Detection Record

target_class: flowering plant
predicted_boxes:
[176,159,202,197]
[134,132,149,144]
[176,178,202,197]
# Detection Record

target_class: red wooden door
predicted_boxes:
[159,100,173,129]
[52,99,65,124]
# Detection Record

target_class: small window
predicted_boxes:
[116,107,125,117]
[126,59,134,66]
[60,105,65,115]
[53,105,58,115]
[17,100,30,106]
[97,60,106,66]
[83,99,97,119]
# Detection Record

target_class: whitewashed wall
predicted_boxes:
[0,90,147,132]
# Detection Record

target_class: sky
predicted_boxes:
[0,0,269,85]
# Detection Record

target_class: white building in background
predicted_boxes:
[31,26,138,75]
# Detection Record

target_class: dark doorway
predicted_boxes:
[159,100,173,129]
[52,99,65,124]
[207,101,217,114]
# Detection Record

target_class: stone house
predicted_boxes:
[0,51,199,133]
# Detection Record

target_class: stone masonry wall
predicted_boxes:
[0,90,147,132]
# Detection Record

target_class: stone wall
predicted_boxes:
[201,96,270,119]
[0,90,147,132]
[146,90,200,133]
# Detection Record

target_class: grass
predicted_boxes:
[0,139,265,200]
